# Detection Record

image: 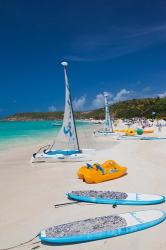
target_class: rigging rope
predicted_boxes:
[54,201,81,208]
[0,234,39,250]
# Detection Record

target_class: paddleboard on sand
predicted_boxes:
[68,191,165,205]
[141,137,166,140]
[40,209,166,244]
[117,135,143,140]
[117,135,166,140]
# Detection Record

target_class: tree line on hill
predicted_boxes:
[3,97,166,121]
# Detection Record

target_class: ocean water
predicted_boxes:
[0,120,88,150]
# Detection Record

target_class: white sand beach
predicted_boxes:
[0,125,166,250]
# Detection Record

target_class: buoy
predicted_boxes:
[136,128,143,135]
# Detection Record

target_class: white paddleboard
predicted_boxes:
[40,209,166,244]
[68,191,165,205]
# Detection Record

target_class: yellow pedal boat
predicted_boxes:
[77,160,127,184]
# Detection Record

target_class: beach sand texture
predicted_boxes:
[0,125,165,250]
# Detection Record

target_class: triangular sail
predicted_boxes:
[57,62,80,150]
[104,93,113,132]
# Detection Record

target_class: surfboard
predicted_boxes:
[141,137,166,140]
[117,135,143,140]
[67,191,165,205]
[117,135,166,141]
[40,209,166,244]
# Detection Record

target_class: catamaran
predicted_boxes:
[94,92,116,136]
[32,62,95,163]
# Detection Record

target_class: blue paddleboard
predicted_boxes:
[141,137,166,140]
[68,191,165,205]
[40,209,166,244]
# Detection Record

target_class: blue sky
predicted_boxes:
[0,0,166,116]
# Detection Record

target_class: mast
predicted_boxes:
[104,92,113,132]
[61,62,80,150]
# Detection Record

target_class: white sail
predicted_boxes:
[31,61,95,163]
[104,92,113,132]
[57,62,79,150]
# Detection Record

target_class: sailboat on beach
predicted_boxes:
[94,92,115,136]
[32,62,95,163]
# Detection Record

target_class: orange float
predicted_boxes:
[114,129,154,134]
[143,130,154,134]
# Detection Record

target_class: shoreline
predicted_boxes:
[0,120,94,151]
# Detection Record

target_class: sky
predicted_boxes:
[0,0,166,116]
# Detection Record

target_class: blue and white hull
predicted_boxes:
[31,149,95,163]
[94,131,117,137]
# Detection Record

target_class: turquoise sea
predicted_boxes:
[0,120,88,150]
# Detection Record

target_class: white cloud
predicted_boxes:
[158,91,166,98]
[48,105,57,112]
[92,93,105,109]
[91,89,130,109]
[113,89,130,102]
[90,88,166,111]
[92,92,112,109]
[73,96,86,111]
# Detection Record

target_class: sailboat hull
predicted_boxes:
[94,131,117,137]
[31,149,95,163]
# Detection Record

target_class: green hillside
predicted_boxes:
[3,97,166,121]
[78,97,166,119]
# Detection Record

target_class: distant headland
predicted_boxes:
[2,97,166,121]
